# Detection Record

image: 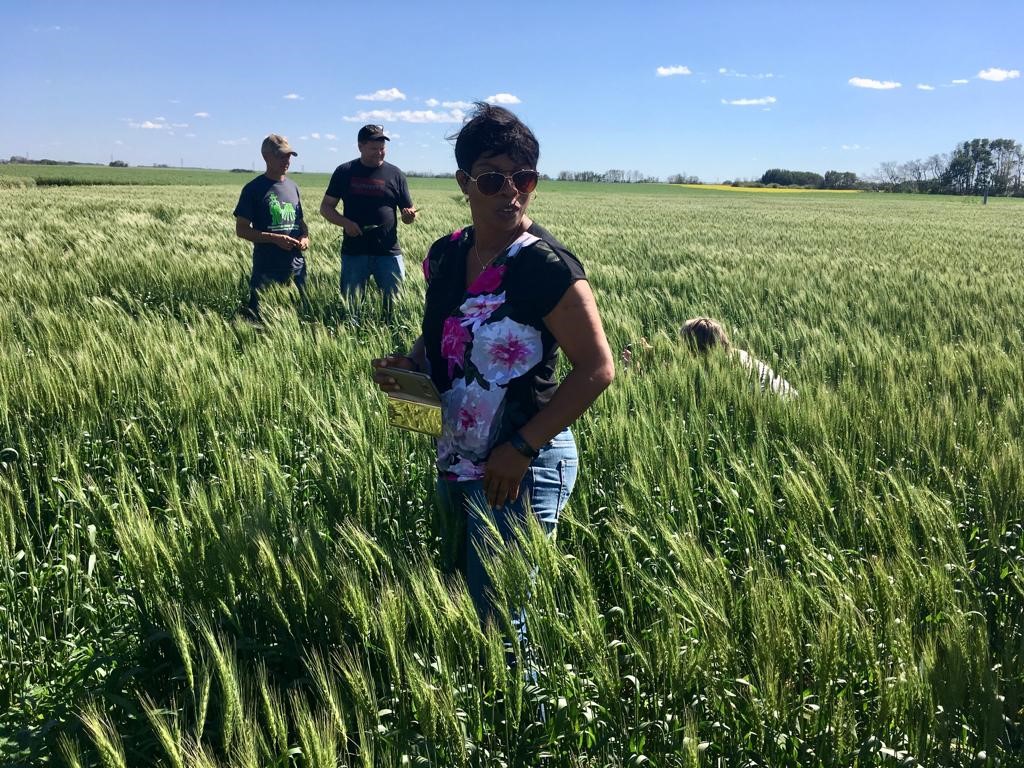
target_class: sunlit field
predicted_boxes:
[1,167,1022,767]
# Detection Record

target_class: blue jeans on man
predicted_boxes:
[248,253,307,318]
[340,253,404,320]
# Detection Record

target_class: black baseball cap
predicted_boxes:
[357,124,390,142]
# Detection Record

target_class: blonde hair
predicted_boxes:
[680,317,731,352]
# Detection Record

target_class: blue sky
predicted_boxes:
[7,0,1022,181]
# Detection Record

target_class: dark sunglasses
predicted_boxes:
[463,169,539,196]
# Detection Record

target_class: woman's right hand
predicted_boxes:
[371,355,418,393]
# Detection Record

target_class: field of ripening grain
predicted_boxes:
[1,167,1022,766]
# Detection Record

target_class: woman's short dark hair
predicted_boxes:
[453,102,540,173]
[680,317,732,352]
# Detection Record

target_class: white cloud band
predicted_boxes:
[486,93,521,104]
[722,96,777,106]
[343,109,466,124]
[978,67,1020,82]
[849,77,901,90]
[356,88,407,101]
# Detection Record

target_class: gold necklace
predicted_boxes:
[473,230,521,271]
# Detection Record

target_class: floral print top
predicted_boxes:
[421,223,586,481]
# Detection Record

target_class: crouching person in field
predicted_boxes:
[621,317,797,398]
[233,134,310,320]
[680,316,797,397]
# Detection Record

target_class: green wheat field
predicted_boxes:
[1,166,1022,767]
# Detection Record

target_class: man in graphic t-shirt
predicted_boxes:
[319,124,416,321]
[233,133,310,319]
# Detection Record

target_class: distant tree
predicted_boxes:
[109,160,128,168]
[941,139,995,194]
[823,170,858,190]
[877,161,902,190]
[1014,144,1024,194]
[556,170,606,182]
[760,168,824,187]
[926,153,948,182]
[989,138,1020,195]
[667,173,699,184]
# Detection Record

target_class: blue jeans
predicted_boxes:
[435,428,579,625]
[340,253,404,318]
[248,252,307,316]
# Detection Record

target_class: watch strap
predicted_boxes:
[509,431,539,459]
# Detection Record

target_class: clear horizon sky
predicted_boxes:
[7,1,1022,181]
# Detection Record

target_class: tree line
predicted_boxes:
[557,169,663,183]
[751,137,1023,196]
[757,169,859,189]
[877,138,1023,195]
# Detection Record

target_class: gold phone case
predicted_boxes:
[386,393,442,437]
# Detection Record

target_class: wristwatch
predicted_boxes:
[508,431,539,459]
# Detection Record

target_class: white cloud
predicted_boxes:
[185,133,196,138]
[193,111,210,118]
[154,116,166,121]
[916,84,935,91]
[721,96,777,106]
[283,93,302,100]
[841,144,861,150]
[426,97,474,109]
[169,99,181,104]
[310,132,321,139]
[719,68,775,79]
[951,79,969,85]
[171,122,189,128]
[130,120,168,129]
[114,140,123,145]
[343,108,466,124]
[486,93,521,104]
[849,77,901,90]
[328,147,338,152]
[325,133,336,140]
[977,67,1020,82]
[356,88,407,101]
[218,138,249,146]
[656,65,691,77]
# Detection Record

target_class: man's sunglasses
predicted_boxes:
[462,169,540,196]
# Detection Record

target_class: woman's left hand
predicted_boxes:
[483,443,533,507]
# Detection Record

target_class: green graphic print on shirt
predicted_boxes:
[267,193,296,230]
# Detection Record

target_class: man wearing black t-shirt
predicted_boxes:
[233,133,310,319]
[319,124,417,321]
